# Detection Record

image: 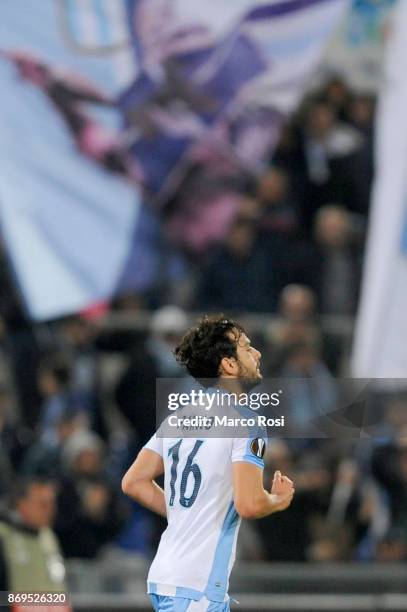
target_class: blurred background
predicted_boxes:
[0,0,407,610]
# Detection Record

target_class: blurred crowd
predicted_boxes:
[0,76,406,570]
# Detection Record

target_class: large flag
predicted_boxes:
[352,0,407,377]
[121,0,351,198]
[0,0,349,322]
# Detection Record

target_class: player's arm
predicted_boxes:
[233,463,294,519]
[122,448,167,518]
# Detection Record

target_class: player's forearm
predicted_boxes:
[123,479,167,518]
[245,490,284,519]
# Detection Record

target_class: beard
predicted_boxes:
[237,362,262,392]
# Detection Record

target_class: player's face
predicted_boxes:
[235,333,262,387]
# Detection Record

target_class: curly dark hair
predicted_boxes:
[174,315,245,383]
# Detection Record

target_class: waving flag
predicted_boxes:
[0,0,349,321]
[121,0,351,197]
[352,0,407,377]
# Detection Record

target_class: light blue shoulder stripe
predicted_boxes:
[242,453,264,468]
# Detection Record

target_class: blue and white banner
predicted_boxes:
[121,0,350,197]
[0,0,349,321]
[0,1,141,321]
[352,0,407,377]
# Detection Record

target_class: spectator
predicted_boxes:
[21,411,84,478]
[347,93,376,213]
[279,284,317,322]
[37,354,89,445]
[308,524,352,562]
[255,440,332,561]
[371,432,407,550]
[0,239,47,430]
[293,98,365,228]
[0,385,31,476]
[58,316,108,439]
[256,167,300,237]
[312,205,362,315]
[147,306,188,378]
[0,437,12,501]
[0,477,67,598]
[327,459,390,560]
[348,94,375,138]
[279,340,337,438]
[268,284,346,374]
[322,75,351,120]
[197,218,287,312]
[264,285,321,372]
[54,430,127,559]
[237,196,262,223]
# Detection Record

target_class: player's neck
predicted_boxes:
[215,377,245,399]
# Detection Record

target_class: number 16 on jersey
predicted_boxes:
[168,440,204,509]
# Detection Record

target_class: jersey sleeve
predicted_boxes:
[144,433,163,457]
[231,436,267,469]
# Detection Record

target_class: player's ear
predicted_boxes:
[219,356,238,376]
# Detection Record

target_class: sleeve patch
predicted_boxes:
[250,438,266,459]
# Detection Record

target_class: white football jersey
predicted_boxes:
[144,417,266,603]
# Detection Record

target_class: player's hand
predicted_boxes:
[270,470,295,512]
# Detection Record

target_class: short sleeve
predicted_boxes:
[144,433,163,457]
[231,436,267,469]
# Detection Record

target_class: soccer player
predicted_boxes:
[122,316,294,611]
